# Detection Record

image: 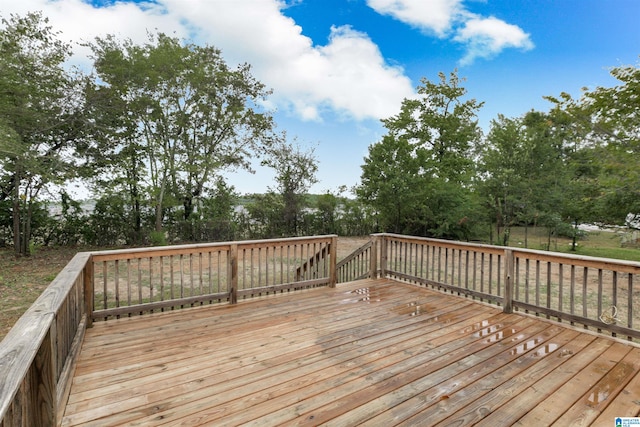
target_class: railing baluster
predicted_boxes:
[524,258,530,305]
[535,260,540,308]
[582,267,588,318]
[102,261,107,312]
[546,261,552,315]
[170,255,175,301]
[114,260,120,313]
[137,258,142,306]
[127,259,132,310]
[597,269,603,331]
[558,263,564,315]
[570,265,576,318]
[159,256,165,305]
[629,273,634,332]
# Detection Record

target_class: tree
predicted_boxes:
[477,111,570,246]
[0,12,87,254]
[357,70,483,237]
[357,135,427,233]
[546,60,640,224]
[261,136,318,236]
[87,32,275,240]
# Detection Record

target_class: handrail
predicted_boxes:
[0,252,91,426]
[373,233,640,341]
[0,235,337,426]
[88,235,337,322]
[337,240,375,283]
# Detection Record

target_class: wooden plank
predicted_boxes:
[69,285,438,396]
[591,347,640,422]
[0,252,91,425]
[514,341,633,425]
[133,306,505,426]
[551,345,640,426]
[55,315,87,423]
[63,282,489,425]
[91,291,229,319]
[93,302,498,426]
[244,317,547,426]
[431,329,585,426]
[472,335,608,427]
[356,322,565,427]
[236,278,330,297]
[59,278,640,427]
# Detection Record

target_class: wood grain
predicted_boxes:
[60,278,640,426]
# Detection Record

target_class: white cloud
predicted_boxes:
[366,0,464,36]
[1,0,414,122]
[161,0,415,121]
[454,16,534,65]
[366,0,534,65]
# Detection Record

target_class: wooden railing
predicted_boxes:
[3,232,639,425]
[0,252,90,427]
[89,235,337,322]
[336,240,375,282]
[0,235,336,426]
[363,233,640,341]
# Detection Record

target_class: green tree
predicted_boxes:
[88,32,275,240]
[261,136,318,236]
[0,12,87,254]
[546,60,640,224]
[357,70,483,237]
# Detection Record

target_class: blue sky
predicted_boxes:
[2,0,639,196]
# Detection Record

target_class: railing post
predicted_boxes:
[503,249,514,314]
[380,234,387,278]
[230,244,238,304]
[369,234,378,279]
[329,236,338,288]
[83,255,94,328]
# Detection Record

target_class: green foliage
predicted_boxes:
[243,192,285,239]
[86,31,276,236]
[546,59,640,224]
[149,230,167,246]
[44,192,87,246]
[178,178,239,242]
[357,70,483,238]
[260,135,318,236]
[0,12,87,254]
[83,194,135,246]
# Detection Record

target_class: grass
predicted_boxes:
[504,226,640,262]
[0,246,86,340]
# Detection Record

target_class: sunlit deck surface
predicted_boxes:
[61,278,640,426]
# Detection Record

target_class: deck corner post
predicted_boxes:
[379,234,388,279]
[503,249,514,314]
[369,234,379,279]
[329,235,338,288]
[230,243,238,304]
[83,255,94,328]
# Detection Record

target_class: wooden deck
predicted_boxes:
[61,278,640,426]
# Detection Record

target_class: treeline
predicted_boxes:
[357,68,640,248]
[1,12,639,254]
[0,191,377,250]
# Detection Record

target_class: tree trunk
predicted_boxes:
[12,171,23,255]
[12,196,21,255]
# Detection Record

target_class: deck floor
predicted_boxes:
[62,278,640,426]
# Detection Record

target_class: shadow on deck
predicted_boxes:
[62,278,640,426]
